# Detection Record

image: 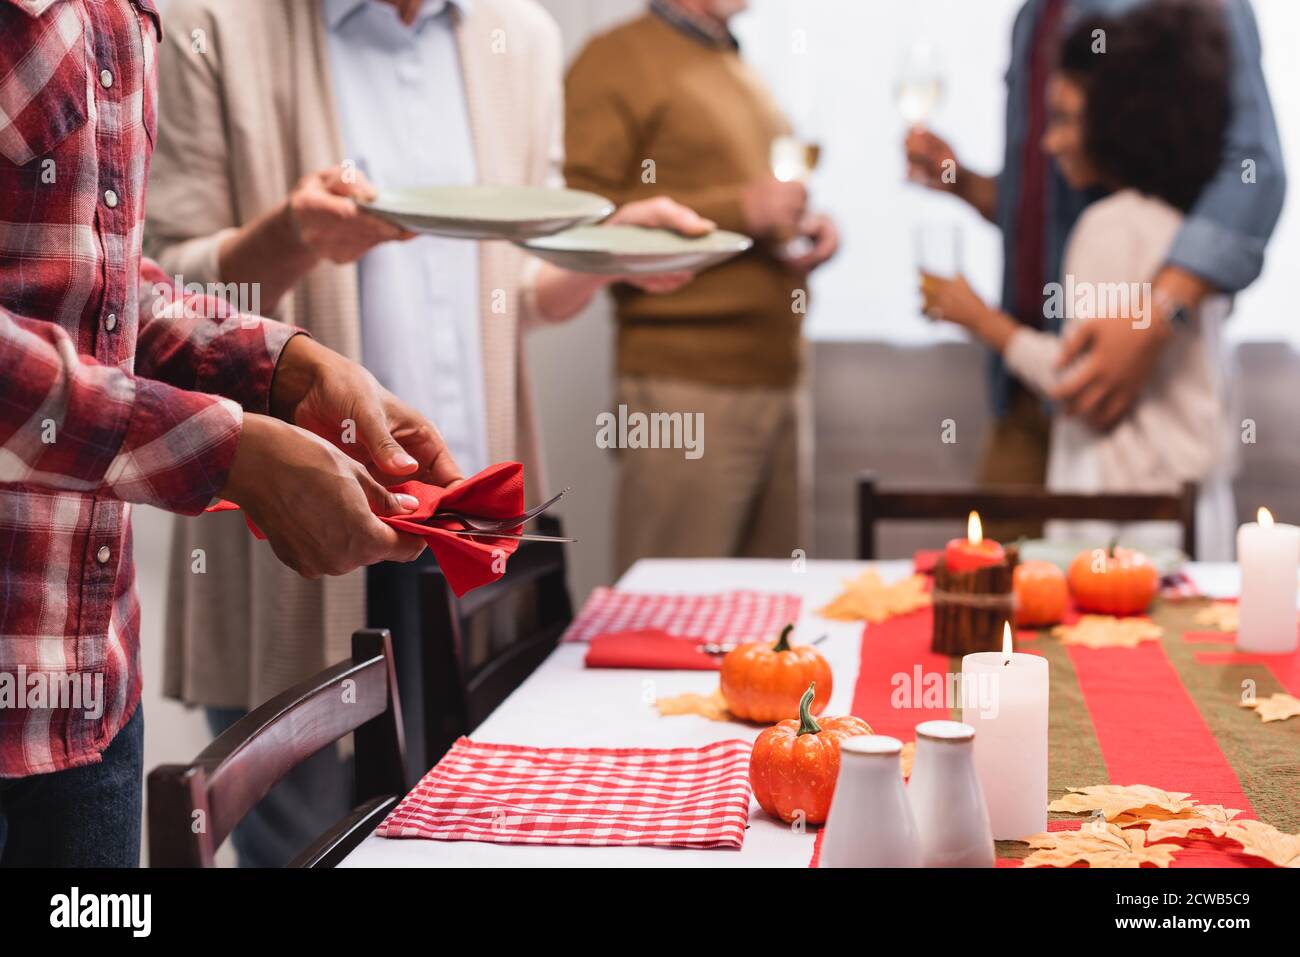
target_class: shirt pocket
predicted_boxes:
[0,3,90,167]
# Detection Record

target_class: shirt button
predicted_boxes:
[104,189,118,208]
[96,545,111,564]
[104,313,118,331]
[100,69,113,89]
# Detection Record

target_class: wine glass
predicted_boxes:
[770,133,823,259]
[896,40,946,186]
[770,134,821,185]
[916,221,963,317]
[895,39,946,128]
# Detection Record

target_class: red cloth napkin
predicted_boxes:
[206,461,525,597]
[584,628,721,670]
[376,737,753,848]
[562,588,801,645]
[913,549,940,575]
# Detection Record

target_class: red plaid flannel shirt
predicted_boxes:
[0,0,300,776]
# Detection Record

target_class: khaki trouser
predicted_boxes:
[977,386,1052,542]
[614,376,801,576]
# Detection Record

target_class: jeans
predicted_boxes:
[0,705,144,867]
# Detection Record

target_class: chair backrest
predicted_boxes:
[856,472,1198,560]
[420,514,573,765]
[148,629,407,868]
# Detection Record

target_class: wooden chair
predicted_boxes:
[148,629,407,868]
[856,472,1198,560]
[420,514,573,765]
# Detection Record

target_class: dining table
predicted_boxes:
[341,557,1298,868]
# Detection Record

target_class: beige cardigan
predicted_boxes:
[145,0,564,708]
[1003,189,1237,558]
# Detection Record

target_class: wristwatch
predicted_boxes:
[1153,289,1191,330]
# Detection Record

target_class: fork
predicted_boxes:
[432,487,570,532]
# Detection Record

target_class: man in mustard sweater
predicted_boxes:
[566,0,839,573]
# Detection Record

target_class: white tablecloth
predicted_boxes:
[340,559,1240,867]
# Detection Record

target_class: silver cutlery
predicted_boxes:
[438,528,577,543]
[697,633,829,656]
[432,487,570,532]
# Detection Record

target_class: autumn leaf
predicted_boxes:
[1051,616,1163,649]
[1022,823,1180,868]
[1239,692,1300,723]
[1193,601,1238,633]
[1138,805,1243,842]
[1049,784,1195,821]
[817,570,931,623]
[1222,819,1300,867]
[900,741,915,779]
[655,687,730,722]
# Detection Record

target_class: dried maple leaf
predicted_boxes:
[1222,819,1300,867]
[1022,823,1179,868]
[1137,805,1243,842]
[1193,601,1238,633]
[1051,615,1163,649]
[655,687,731,722]
[817,570,931,623]
[1049,784,1196,821]
[1239,692,1300,723]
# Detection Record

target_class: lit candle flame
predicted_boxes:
[1002,621,1013,665]
[1258,507,1274,528]
[967,510,983,546]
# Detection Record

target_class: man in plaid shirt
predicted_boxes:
[0,0,461,866]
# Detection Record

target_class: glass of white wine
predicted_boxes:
[770,134,821,185]
[895,39,945,126]
[896,40,946,184]
[770,134,823,259]
[916,221,963,317]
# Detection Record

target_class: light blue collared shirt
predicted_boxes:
[323,0,487,474]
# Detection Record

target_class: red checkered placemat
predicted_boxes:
[562,588,801,644]
[376,737,753,848]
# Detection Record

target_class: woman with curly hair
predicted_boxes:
[922,0,1238,557]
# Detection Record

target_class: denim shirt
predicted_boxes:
[992,0,1286,414]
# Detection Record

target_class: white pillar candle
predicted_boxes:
[961,623,1049,840]
[1237,508,1300,654]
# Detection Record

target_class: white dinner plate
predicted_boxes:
[519,224,753,275]
[361,185,615,241]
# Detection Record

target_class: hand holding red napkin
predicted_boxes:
[209,461,525,596]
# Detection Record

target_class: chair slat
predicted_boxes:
[147,629,406,868]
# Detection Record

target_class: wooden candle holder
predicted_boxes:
[931,546,1019,655]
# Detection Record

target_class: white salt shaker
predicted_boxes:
[907,720,995,867]
[820,735,920,868]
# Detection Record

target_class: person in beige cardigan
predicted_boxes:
[145,0,711,866]
[921,2,1239,559]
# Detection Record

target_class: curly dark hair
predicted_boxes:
[1057,0,1230,211]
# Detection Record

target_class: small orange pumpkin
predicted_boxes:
[1014,560,1069,627]
[750,683,872,824]
[720,624,831,723]
[1067,544,1159,615]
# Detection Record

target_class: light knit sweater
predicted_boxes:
[1003,189,1237,559]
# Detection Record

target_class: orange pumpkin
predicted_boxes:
[750,683,872,824]
[1067,545,1159,615]
[720,624,832,723]
[1014,560,1069,627]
